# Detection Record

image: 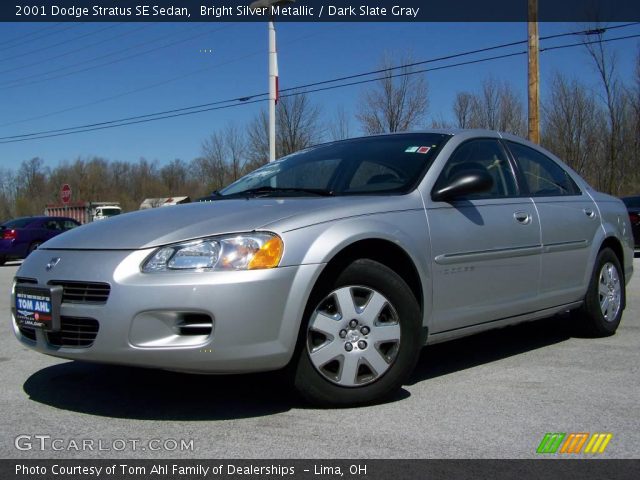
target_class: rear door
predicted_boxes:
[427,138,542,333]
[505,141,600,307]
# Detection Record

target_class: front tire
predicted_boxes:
[294,259,422,407]
[575,247,625,337]
[27,242,41,255]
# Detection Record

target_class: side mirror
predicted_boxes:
[432,170,494,202]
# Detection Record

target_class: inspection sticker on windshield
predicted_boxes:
[14,285,62,331]
[405,146,431,154]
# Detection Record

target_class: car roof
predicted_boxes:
[2,216,78,224]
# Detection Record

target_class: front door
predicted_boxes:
[427,138,542,333]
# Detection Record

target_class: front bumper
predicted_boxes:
[12,248,323,373]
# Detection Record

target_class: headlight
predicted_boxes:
[141,232,283,273]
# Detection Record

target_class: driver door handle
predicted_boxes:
[514,211,532,225]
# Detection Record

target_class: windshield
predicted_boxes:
[220,133,450,197]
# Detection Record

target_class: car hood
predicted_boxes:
[40,195,421,250]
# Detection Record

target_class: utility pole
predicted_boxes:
[268,19,277,162]
[250,0,294,162]
[527,0,540,144]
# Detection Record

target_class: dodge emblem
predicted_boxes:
[46,257,61,271]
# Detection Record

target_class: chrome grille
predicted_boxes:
[17,317,100,348]
[18,325,36,342]
[46,317,100,348]
[48,281,111,304]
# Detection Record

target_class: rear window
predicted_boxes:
[2,218,35,229]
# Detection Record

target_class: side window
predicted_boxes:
[63,220,78,230]
[45,220,61,231]
[436,139,517,198]
[507,141,580,197]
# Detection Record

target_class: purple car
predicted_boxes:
[0,216,80,265]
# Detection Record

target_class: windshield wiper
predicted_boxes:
[225,186,335,198]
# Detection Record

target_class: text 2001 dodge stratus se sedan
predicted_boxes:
[12,130,634,406]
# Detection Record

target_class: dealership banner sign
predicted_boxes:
[2,0,639,22]
[3,459,640,479]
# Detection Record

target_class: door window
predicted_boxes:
[507,141,580,196]
[62,220,79,230]
[436,139,518,198]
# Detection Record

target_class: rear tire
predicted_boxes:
[574,247,624,337]
[294,259,422,407]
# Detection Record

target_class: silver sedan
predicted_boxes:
[11,130,634,406]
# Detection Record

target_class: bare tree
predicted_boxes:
[0,168,16,219]
[198,131,229,191]
[224,124,246,181]
[277,92,322,156]
[583,26,627,195]
[160,159,188,193]
[467,78,526,135]
[541,73,604,182]
[245,92,322,166]
[246,109,270,169]
[429,114,453,129]
[357,53,429,134]
[621,49,640,194]
[453,92,474,128]
[15,158,49,215]
[329,106,352,140]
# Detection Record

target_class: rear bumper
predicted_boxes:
[0,239,24,258]
[12,248,324,373]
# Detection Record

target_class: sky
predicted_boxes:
[0,21,638,171]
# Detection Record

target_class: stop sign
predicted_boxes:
[61,184,72,204]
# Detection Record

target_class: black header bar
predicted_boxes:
[3,459,640,480]
[3,1,640,23]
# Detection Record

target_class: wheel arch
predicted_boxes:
[600,236,624,273]
[598,235,626,309]
[311,238,424,316]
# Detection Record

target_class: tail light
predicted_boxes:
[2,229,17,240]
[630,212,640,225]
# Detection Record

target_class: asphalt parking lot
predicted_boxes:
[1,258,638,459]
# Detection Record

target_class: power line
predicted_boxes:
[0,22,64,48]
[4,22,634,128]
[280,22,640,94]
[539,22,639,40]
[0,23,81,54]
[1,28,639,144]
[0,23,122,64]
[540,33,640,52]
[0,25,339,129]
[0,24,233,89]
[0,99,268,143]
[0,23,156,75]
